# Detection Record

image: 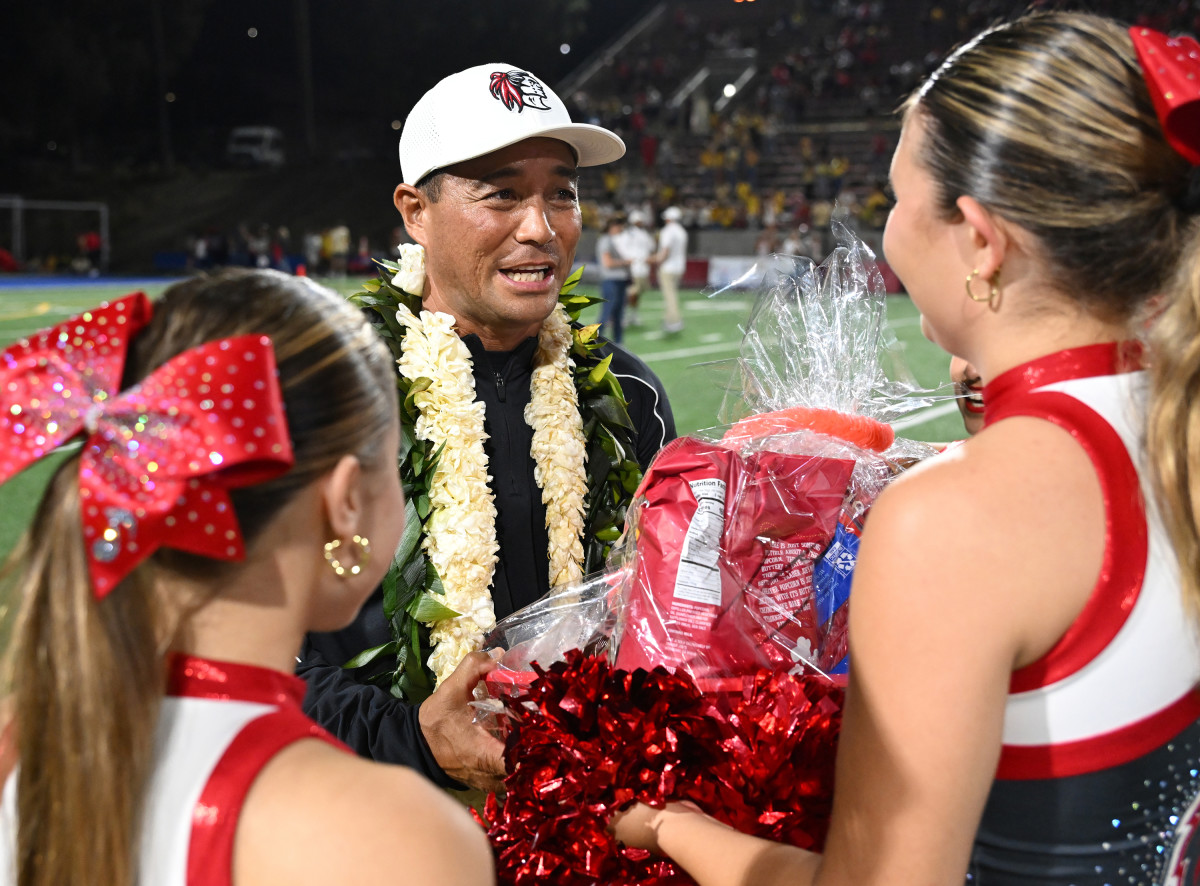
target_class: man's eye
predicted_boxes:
[558,188,578,201]
[490,189,517,201]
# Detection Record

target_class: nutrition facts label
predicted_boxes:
[672,478,727,606]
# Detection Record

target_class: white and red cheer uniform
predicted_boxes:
[968,343,1200,886]
[0,654,346,886]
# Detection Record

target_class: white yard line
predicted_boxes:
[890,401,960,430]
[638,341,743,362]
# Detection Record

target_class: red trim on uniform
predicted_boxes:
[982,342,1140,423]
[996,689,1200,780]
[166,653,308,708]
[167,654,348,886]
[186,708,345,886]
[986,390,1148,692]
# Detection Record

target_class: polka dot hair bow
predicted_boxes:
[1,296,294,598]
[2,294,153,478]
[1130,27,1200,165]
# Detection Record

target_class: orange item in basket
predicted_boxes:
[723,405,894,453]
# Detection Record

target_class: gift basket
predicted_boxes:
[477,221,947,886]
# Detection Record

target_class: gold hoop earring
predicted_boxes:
[324,534,371,577]
[965,268,1001,311]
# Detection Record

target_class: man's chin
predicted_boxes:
[481,294,558,335]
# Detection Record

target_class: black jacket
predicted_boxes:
[297,333,675,786]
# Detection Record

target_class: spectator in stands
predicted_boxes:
[860,181,893,229]
[780,226,805,257]
[654,206,687,334]
[754,221,780,256]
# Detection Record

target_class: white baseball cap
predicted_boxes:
[400,63,626,185]
[662,206,683,221]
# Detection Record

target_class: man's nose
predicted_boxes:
[515,200,555,246]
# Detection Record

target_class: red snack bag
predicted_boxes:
[615,438,744,677]
[615,437,855,679]
[731,450,857,669]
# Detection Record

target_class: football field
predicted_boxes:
[0,275,965,563]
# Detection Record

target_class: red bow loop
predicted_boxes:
[0,293,152,482]
[1130,27,1200,165]
[77,334,294,599]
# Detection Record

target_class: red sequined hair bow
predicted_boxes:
[0,294,295,598]
[1130,27,1200,165]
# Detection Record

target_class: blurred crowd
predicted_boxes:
[565,0,1200,249]
[185,221,399,277]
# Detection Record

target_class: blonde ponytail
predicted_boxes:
[1148,233,1200,620]
[3,454,163,886]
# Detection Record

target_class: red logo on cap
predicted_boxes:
[488,70,553,113]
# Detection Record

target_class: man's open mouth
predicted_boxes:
[501,267,552,283]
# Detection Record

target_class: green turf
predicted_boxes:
[0,275,966,562]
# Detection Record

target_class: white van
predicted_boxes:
[226,127,286,168]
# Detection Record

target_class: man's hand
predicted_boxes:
[418,651,506,792]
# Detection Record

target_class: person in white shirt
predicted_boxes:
[781,228,805,257]
[618,210,657,328]
[654,206,688,334]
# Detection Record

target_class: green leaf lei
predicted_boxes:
[346,262,643,702]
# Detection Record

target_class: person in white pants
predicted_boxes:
[654,206,688,334]
[619,210,657,328]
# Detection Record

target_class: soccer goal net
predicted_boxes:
[0,196,110,273]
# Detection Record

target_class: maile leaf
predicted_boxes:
[409,592,461,622]
[404,377,433,414]
[561,264,584,294]
[393,497,423,568]
[341,641,398,669]
[588,353,614,385]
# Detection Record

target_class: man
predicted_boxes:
[297,63,676,793]
[618,209,657,328]
[596,213,632,343]
[655,206,688,334]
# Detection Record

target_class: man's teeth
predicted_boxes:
[506,269,548,282]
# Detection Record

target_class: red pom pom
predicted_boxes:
[481,652,844,885]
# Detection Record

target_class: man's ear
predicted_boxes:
[955,195,1008,280]
[394,184,428,248]
[321,454,364,542]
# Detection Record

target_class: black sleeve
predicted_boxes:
[603,342,678,469]
[295,589,461,789]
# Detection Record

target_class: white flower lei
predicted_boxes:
[394,273,587,684]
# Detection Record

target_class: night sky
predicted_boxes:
[3,0,650,175]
